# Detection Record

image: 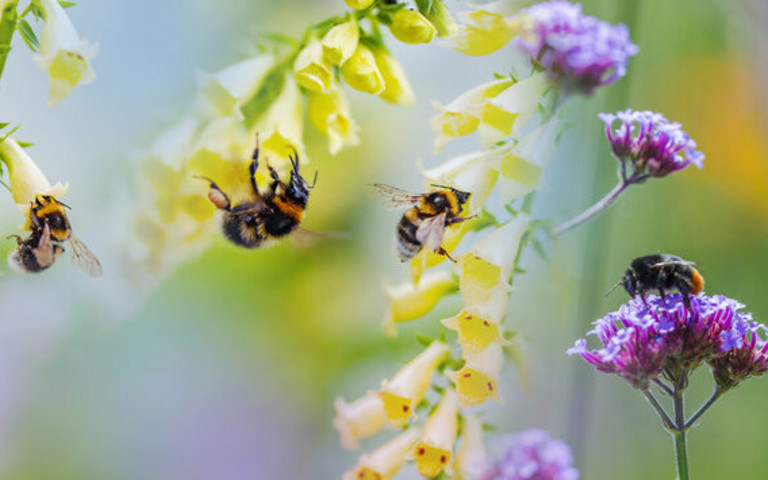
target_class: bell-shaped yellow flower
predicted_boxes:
[382,270,458,336]
[371,46,414,106]
[334,393,387,450]
[294,38,335,93]
[344,0,375,9]
[431,78,516,153]
[412,388,459,478]
[454,1,525,56]
[307,89,360,155]
[342,429,421,480]
[0,137,68,210]
[454,414,488,480]
[376,341,450,428]
[447,342,503,406]
[497,119,560,205]
[442,309,510,360]
[255,74,307,173]
[478,73,549,147]
[34,0,98,106]
[457,215,528,323]
[196,55,274,118]
[341,44,385,95]
[322,18,359,65]
[390,8,437,44]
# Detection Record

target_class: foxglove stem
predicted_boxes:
[554,177,629,236]
[0,0,18,86]
[685,386,724,430]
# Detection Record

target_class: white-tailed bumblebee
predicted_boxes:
[367,183,473,262]
[200,138,317,248]
[610,253,704,308]
[8,194,103,276]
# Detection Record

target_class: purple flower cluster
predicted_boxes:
[516,1,638,94]
[481,429,579,480]
[599,109,705,179]
[568,294,764,389]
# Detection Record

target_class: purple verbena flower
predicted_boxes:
[711,323,768,389]
[481,429,579,480]
[599,109,705,179]
[515,1,638,94]
[568,294,754,389]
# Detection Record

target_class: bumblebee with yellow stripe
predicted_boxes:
[8,194,102,276]
[200,137,317,248]
[367,183,473,262]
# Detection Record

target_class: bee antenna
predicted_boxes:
[604,281,623,297]
[193,175,216,184]
[55,199,72,210]
[430,183,452,190]
[310,170,318,189]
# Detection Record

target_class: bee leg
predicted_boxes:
[248,133,262,196]
[267,163,282,193]
[447,214,477,225]
[682,292,692,311]
[437,247,456,263]
[199,179,231,211]
[6,234,23,245]
[659,289,666,304]
[640,293,648,307]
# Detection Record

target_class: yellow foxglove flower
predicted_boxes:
[497,120,560,205]
[478,73,549,147]
[334,393,387,450]
[453,1,524,56]
[341,44,385,95]
[457,215,528,323]
[307,89,360,155]
[371,46,414,106]
[421,0,458,38]
[376,341,450,428]
[412,388,459,478]
[34,0,98,106]
[322,18,359,65]
[342,428,421,480]
[447,342,503,406]
[382,270,458,336]
[255,74,307,169]
[294,38,335,93]
[431,78,516,152]
[390,8,437,44]
[442,309,510,360]
[344,0,375,9]
[196,55,274,118]
[0,137,67,210]
[454,414,488,480]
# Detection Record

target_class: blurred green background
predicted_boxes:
[0,0,766,479]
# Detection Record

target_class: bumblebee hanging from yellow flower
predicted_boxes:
[367,183,473,261]
[199,136,319,248]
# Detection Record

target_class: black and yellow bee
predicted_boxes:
[8,194,102,276]
[609,253,704,308]
[200,138,317,248]
[367,183,473,261]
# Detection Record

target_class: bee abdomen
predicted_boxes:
[396,216,421,262]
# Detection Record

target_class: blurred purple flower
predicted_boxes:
[711,322,768,389]
[599,109,705,179]
[516,1,638,94]
[568,294,755,389]
[481,429,578,480]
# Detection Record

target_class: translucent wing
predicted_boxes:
[290,227,348,247]
[67,234,103,277]
[365,184,422,210]
[34,223,55,266]
[415,212,447,252]
[652,259,696,268]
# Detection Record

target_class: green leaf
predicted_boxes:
[17,19,39,52]
[415,334,434,347]
[58,0,77,7]
[0,122,8,129]
[531,236,548,261]
[520,190,536,215]
[29,3,44,20]
[481,422,498,432]
[17,141,33,148]
[0,123,21,142]
[239,62,287,129]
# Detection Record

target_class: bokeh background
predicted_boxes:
[0,0,766,478]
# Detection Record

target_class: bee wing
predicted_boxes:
[290,227,347,247]
[67,234,103,277]
[652,260,696,268]
[33,223,55,266]
[365,184,422,210]
[415,212,447,252]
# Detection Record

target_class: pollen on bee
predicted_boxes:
[691,269,705,295]
[208,188,229,210]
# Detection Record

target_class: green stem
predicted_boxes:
[0,0,19,86]
[553,179,629,236]
[685,386,724,429]
[672,373,689,480]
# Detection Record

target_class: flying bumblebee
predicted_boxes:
[608,253,704,309]
[367,183,473,262]
[199,138,317,248]
[8,194,103,276]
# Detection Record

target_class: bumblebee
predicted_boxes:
[367,183,473,261]
[200,138,316,248]
[609,253,704,308]
[8,194,103,276]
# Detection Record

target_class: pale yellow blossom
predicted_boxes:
[0,137,67,210]
[382,270,458,336]
[196,55,274,118]
[342,429,421,480]
[477,73,549,147]
[376,341,450,428]
[390,8,437,44]
[294,38,335,93]
[412,388,459,478]
[447,342,504,406]
[334,393,387,450]
[454,1,527,56]
[322,18,359,65]
[454,414,488,480]
[497,119,560,205]
[371,46,414,106]
[344,0,375,9]
[442,309,510,360]
[307,89,360,155]
[341,44,385,95]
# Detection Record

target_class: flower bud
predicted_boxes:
[389,8,437,44]
[341,44,384,94]
[293,38,334,93]
[371,45,414,106]
[322,18,359,65]
[344,0,375,9]
[307,89,360,155]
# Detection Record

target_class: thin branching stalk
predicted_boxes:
[685,386,724,430]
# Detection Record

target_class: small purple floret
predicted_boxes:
[516,1,638,94]
[481,429,579,480]
[599,109,705,178]
[568,294,758,389]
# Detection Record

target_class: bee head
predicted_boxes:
[286,151,311,207]
[621,268,638,296]
[430,184,470,210]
